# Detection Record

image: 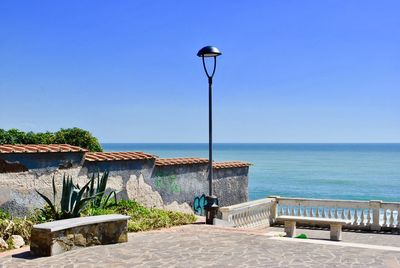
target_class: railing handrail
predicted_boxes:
[277,196,369,204]
[276,196,400,207]
[220,198,274,212]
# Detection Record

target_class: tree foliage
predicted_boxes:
[0,128,102,152]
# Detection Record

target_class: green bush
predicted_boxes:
[0,218,34,244]
[0,209,11,220]
[84,200,196,232]
[53,128,102,152]
[0,128,102,152]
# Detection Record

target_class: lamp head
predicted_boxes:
[197,46,222,57]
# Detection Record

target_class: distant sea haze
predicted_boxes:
[102,143,400,202]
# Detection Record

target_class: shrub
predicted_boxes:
[0,218,33,243]
[53,128,102,152]
[85,200,196,232]
[0,128,102,152]
[0,209,11,220]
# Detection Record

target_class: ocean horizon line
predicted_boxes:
[102,142,400,145]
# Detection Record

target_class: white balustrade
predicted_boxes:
[275,197,400,231]
[219,196,400,231]
[219,198,276,228]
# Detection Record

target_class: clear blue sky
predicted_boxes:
[1,1,399,143]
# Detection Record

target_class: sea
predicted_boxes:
[102,143,400,202]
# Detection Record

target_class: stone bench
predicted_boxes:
[30,214,130,256]
[276,216,351,241]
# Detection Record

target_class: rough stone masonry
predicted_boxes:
[0,144,250,216]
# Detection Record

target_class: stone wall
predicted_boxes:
[213,166,249,207]
[0,148,250,216]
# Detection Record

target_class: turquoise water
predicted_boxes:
[102,143,400,202]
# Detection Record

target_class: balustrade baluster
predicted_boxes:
[254,209,259,226]
[341,208,345,219]
[322,208,326,218]
[389,210,394,228]
[232,214,236,226]
[286,206,291,216]
[246,211,251,227]
[367,209,372,225]
[347,209,351,221]
[256,209,260,225]
[360,209,365,226]
[353,209,358,225]
[335,208,340,219]
[328,208,333,219]
[316,207,320,218]
[383,209,388,227]
[236,213,241,227]
[280,206,285,216]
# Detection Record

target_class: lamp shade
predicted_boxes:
[197,46,222,57]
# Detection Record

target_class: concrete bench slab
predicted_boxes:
[31,214,130,256]
[276,216,351,241]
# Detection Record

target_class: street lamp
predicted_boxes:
[197,45,222,224]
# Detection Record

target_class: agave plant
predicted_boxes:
[36,174,98,220]
[86,171,117,209]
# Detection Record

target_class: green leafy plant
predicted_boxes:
[0,209,11,220]
[87,171,117,209]
[84,200,196,232]
[0,127,102,152]
[36,175,98,220]
[0,217,33,244]
[53,128,102,152]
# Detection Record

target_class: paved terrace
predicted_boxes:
[1,224,400,268]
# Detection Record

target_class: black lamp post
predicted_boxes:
[197,46,222,224]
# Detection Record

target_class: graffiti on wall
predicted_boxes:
[193,194,207,215]
[154,172,181,194]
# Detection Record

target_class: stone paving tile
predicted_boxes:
[267,226,400,247]
[1,225,400,268]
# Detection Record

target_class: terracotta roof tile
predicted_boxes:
[0,144,87,153]
[155,158,251,169]
[155,158,209,166]
[213,161,251,169]
[85,152,156,162]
